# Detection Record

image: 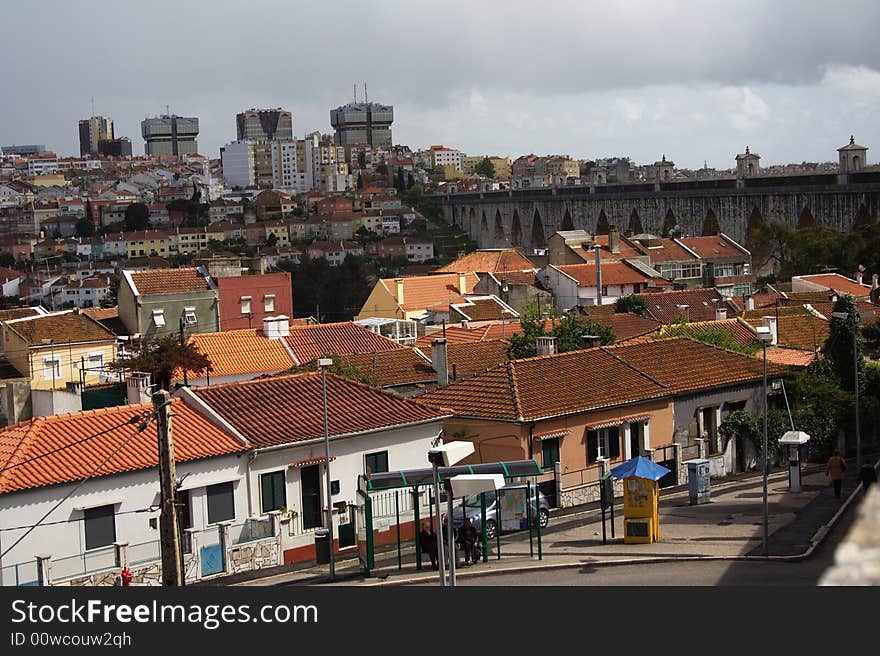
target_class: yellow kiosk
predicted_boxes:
[610,456,670,544]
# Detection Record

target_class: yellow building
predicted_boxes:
[461,156,511,179]
[2,310,118,390]
[126,230,170,258]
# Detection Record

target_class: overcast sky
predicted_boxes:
[2,0,879,169]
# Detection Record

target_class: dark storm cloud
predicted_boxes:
[1,0,879,165]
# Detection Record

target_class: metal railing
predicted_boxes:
[1,561,39,587]
[128,540,161,567]
[229,518,273,545]
[50,545,117,582]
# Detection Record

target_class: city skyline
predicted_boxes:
[2,1,879,168]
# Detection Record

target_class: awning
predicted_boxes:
[585,413,652,431]
[177,473,241,491]
[610,456,670,481]
[290,456,336,468]
[533,430,569,441]
[364,459,542,492]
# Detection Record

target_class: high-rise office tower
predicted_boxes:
[141,114,199,156]
[78,115,114,156]
[236,108,293,142]
[330,91,393,149]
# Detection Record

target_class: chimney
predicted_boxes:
[715,308,727,321]
[581,335,600,349]
[745,295,755,311]
[855,267,864,285]
[432,338,449,386]
[594,244,603,305]
[126,372,152,405]
[395,278,404,305]
[761,316,778,346]
[460,319,469,329]
[263,315,290,339]
[609,225,620,254]
[458,272,468,295]
[536,335,557,356]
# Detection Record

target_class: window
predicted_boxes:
[87,351,104,370]
[84,504,116,550]
[262,293,275,313]
[42,355,61,380]
[260,471,286,513]
[240,296,252,315]
[152,309,166,327]
[183,307,197,325]
[587,426,621,463]
[206,481,235,524]
[541,438,560,472]
[364,451,389,476]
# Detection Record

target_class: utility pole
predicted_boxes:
[179,317,188,386]
[154,390,183,586]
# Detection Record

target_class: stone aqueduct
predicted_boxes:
[431,172,880,254]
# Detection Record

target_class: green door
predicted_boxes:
[300,465,322,530]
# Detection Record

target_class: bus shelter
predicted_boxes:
[356,460,543,576]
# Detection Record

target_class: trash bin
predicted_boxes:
[686,459,710,505]
[314,529,330,564]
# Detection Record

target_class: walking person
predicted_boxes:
[826,450,847,499]
[419,521,438,570]
[459,517,477,566]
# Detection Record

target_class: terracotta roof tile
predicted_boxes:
[420,348,668,421]
[678,235,745,259]
[337,349,436,387]
[554,261,666,287]
[128,267,213,295]
[0,400,248,494]
[793,274,872,298]
[578,308,661,342]
[381,273,479,312]
[637,288,729,323]
[742,313,829,351]
[450,297,517,322]
[446,340,511,379]
[0,307,42,322]
[435,249,535,274]
[284,321,405,365]
[176,329,294,380]
[82,307,119,321]
[658,318,759,347]
[494,270,538,285]
[415,323,523,348]
[763,347,817,367]
[4,311,116,345]
[631,237,699,263]
[603,337,783,394]
[190,372,448,448]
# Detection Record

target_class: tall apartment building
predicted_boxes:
[271,141,308,193]
[97,138,132,157]
[78,115,114,156]
[220,141,256,188]
[330,101,393,149]
[236,108,293,141]
[141,114,199,156]
[304,131,347,191]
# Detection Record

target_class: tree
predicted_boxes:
[357,172,364,189]
[75,216,95,238]
[824,294,864,393]
[124,202,150,231]
[507,302,614,359]
[614,295,648,315]
[474,157,496,178]
[395,167,406,193]
[266,232,279,247]
[288,354,378,387]
[115,335,211,391]
[407,172,415,189]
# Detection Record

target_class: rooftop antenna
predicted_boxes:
[353,83,357,103]
[91,96,95,117]
[364,82,368,104]
[166,104,170,117]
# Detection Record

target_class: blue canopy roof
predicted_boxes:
[610,456,671,481]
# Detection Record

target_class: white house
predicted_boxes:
[543,260,670,311]
[178,372,449,564]
[0,399,254,587]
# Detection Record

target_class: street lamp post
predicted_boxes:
[427,441,475,587]
[756,325,773,555]
[317,358,335,580]
[831,309,875,473]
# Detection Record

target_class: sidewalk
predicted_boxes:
[233,454,876,587]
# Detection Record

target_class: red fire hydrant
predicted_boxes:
[121,567,132,586]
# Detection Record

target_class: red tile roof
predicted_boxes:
[381,273,479,312]
[763,347,817,367]
[189,373,448,448]
[128,267,213,295]
[177,329,294,380]
[449,297,517,322]
[741,312,829,351]
[420,348,668,421]
[0,400,248,494]
[582,311,662,342]
[637,288,729,324]
[604,337,783,394]
[284,321,404,365]
[434,249,536,274]
[793,274,873,299]
[337,349,436,387]
[554,261,665,287]
[4,310,116,345]
[445,340,511,379]
[631,237,699,263]
[658,318,759,348]
[678,235,746,259]
[0,307,42,322]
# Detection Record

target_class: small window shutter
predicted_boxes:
[587,430,599,464]
[609,426,621,460]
